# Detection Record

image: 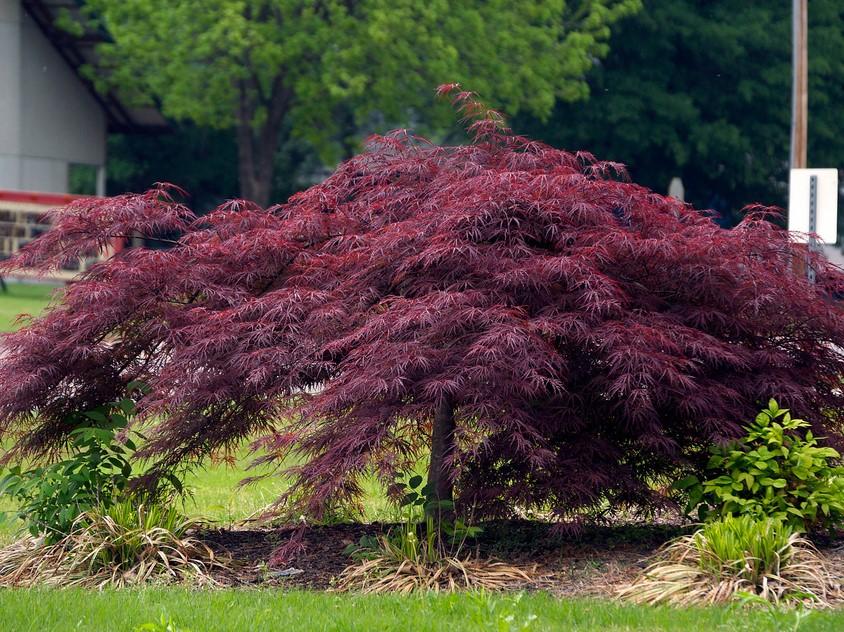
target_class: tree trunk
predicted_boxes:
[236,126,274,208]
[235,76,291,208]
[427,396,456,506]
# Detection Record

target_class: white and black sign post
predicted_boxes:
[788,168,839,282]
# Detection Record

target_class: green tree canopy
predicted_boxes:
[515,0,844,225]
[77,0,640,206]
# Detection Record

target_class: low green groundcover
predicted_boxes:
[1,589,843,631]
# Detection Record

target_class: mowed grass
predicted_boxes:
[0,283,57,542]
[0,281,60,331]
[184,454,395,527]
[2,589,843,632]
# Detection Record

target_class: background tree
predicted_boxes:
[107,125,239,213]
[76,0,640,207]
[515,0,844,225]
[107,122,325,215]
[1,89,843,522]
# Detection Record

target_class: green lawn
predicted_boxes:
[0,283,56,542]
[0,589,840,632]
[183,455,395,527]
[0,281,59,331]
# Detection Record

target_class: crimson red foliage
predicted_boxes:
[2,87,844,521]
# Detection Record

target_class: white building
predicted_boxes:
[0,0,164,278]
[0,0,164,196]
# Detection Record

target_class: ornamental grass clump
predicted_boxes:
[336,475,534,593]
[618,516,836,607]
[0,501,224,588]
[336,540,533,594]
[337,520,533,594]
[1,85,843,527]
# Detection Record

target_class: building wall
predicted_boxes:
[0,0,106,194]
[0,1,23,187]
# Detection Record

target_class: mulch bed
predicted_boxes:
[200,519,844,596]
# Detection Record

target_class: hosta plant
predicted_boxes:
[677,400,844,530]
[1,86,843,526]
[618,516,836,607]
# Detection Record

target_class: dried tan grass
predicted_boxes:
[0,508,227,588]
[618,528,837,607]
[335,554,535,594]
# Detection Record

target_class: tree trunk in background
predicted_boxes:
[236,126,274,208]
[428,396,457,505]
[235,76,291,208]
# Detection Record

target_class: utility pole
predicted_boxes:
[790,0,808,169]
[787,0,840,270]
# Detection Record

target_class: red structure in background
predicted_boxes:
[0,189,122,282]
[0,190,84,207]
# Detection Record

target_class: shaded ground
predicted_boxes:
[203,521,689,594]
[203,520,844,596]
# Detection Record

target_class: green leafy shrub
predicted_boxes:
[676,400,844,530]
[0,385,183,542]
[618,516,834,606]
[0,398,137,541]
[395,475,482,544]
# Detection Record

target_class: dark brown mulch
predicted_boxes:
[202,520,844,595]
[201,520,692,594]
[203,522,376,589]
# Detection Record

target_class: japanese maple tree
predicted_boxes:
[2,86,844,523]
